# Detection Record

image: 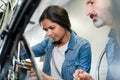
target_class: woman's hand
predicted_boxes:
[28,68,55,80]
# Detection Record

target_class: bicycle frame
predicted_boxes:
[0,0,41,79]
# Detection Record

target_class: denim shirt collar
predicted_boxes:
[108,29,116,39]
[67,31,75,50]
[108,29,120,45]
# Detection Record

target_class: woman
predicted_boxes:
[27,5,91,80]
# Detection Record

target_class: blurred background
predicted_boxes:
[23,0,110,79]
[24,0,110,79]
[0,0,113,79]
[25,0,110,80]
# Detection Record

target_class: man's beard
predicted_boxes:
[93,17,105,28]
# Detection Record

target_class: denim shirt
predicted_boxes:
[105,29,120,80]
[30,31,91,80]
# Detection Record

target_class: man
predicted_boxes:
[74,0,120,80]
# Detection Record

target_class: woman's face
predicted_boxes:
[41,19,66,42]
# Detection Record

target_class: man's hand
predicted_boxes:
[73,69,94,80]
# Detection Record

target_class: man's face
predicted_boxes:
[86,0,111,28]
